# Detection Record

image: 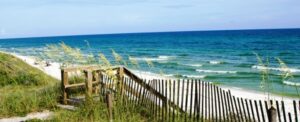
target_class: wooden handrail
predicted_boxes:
[122,67,185,112]
[61,65,183,112]
[65,81,99,88]
[62,65,120,72]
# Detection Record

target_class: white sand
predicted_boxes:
[0,110,53,122]
[2,52,299,121]
[6,52,61,80]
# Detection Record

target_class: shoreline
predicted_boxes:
[2,51,298,116]
[0,51,61,80]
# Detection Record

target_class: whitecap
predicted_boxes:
[182,75,206,78]
[182,64,203,67]
[196,69,237,74]
[209,61,223,64]
[131,70,157,76]
[283,80,300,86]
[129,55,175,61]
[252,65,300,73]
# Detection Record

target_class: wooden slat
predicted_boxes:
[150,80,155,118]
[65,81,100,88]
[211,84,214,122]
[190,80,194,120]
[158,79,162,121]
[194,80,199,121]
[169,80,172,121]
[162,79,165,120]
[214,85,218,122]
[205,82,208,120]
[228,91,236,122]
[172,80,176,122]
[250,100,255,121]
[245,99,251,122]
[294,100,298,122]
[276,100,281,122]
[259,100,266,122]
[185,80,190,122]
[221,89,225,121]
[217,86,221,121]
[238,97,243,122]
[177,79,181,120]
[123,68,184,112]
[208,83,211,121]
[288,113,292,122]
[255,100,260,122]
[264,101,269,122]
[282,101,287,122]
[165,79,168,121]
[223,91,229,122]
[201,81,205,121]
[241,98,247,121]
[181,79,185,112]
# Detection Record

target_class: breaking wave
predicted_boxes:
[129,55,175,61]
[209,60,224,64]
[196,69,237,74]
[283,80,300,86]
[252,65,300,73]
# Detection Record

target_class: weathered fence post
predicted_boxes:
[267,106,277,122]
[98,71,105,102]
[94,71,99,94]
[106,93,113,122]
[85,70,93,103]
[61,69,68,104]
[117,67,125,97]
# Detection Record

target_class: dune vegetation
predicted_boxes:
[0,51,148,121]
[0,52,59,118]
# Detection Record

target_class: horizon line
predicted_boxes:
[1,27,300,40]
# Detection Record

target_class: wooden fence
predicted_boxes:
[61,66,300,122]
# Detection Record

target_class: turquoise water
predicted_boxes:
[1,29,300,95]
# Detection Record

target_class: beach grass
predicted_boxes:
[0,52,59,118]
[0,52,148,121]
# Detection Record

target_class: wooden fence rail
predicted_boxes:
[61,66,300,122]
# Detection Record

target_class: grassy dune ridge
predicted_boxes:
[0,52,147,121]
[0,52,58,86]
[0,52,59,118]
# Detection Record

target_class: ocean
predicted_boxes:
[1,29,300,95]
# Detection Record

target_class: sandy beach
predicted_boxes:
[6,52,299,119]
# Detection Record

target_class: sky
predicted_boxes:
[0,0,300,39]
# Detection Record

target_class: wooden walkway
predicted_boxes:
[61,66,300,122]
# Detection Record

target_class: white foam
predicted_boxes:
[209,60,223,64]
[183,64,203,67]
[252,65,300,73]
[158,55,174,59]
[182,75,206,78]
[196,69,237,74]
[283,80,300,86]
[130,69,170,79]
[129,55,174,61]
